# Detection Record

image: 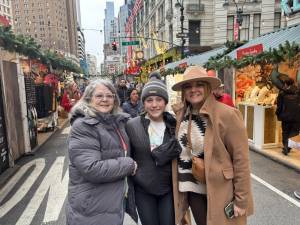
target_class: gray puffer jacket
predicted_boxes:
[66,107,136,225]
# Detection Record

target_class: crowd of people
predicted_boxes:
[64,66,257,225]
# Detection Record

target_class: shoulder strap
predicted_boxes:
[187,113,193,153]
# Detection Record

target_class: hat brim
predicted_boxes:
[172,77,221,91]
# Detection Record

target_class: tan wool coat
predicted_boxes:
[172,94,254,225]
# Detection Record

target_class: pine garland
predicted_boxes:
[205,41,300,71]
[0,25,82,74]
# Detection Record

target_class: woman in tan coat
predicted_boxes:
[171,66,253,225]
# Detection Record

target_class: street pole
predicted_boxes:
[180,5,185,59]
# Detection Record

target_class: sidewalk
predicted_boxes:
[251,146,300,172]
[0,117,69,189]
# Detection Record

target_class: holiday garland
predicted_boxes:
[0,25,82,74]
[204,41,300,71]
[158,41,300,77]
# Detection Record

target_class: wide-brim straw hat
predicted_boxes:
[172,66,221,91]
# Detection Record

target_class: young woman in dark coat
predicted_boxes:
[126,72,181,225]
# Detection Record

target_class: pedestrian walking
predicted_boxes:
[61,81,81,113]
[171,66,254,225]
[117,79,128,106]
[126,72,182,225]
[275,78,300,155]
[66,79,138,225]
[213,83,235,107]
[122,87,143,118]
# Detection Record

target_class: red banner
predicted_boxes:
[233,18,239,41]
[236,44,264,60]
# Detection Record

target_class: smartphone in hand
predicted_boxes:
[224,201,234,219]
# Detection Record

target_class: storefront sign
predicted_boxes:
[281,0,300,16]
[236,44,263,60]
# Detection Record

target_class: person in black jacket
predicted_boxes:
[117,79,128,106]
[275,78,300,155]
[126,72,181,225]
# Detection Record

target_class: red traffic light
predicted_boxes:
[112,41,117,51]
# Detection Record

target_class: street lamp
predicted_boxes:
[175,0,185,59]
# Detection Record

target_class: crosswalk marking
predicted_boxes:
[251,173,300,208]
[15,157,68,225]
[0,158,45,217]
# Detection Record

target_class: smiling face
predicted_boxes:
[183,81,210,109]
[144,96,166,121]
[90,84,115,114]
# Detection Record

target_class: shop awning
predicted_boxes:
[227,23,300,59]
[163,47,226,70]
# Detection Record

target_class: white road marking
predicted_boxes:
[251,173,300,208]
[0,158,46,217]
[15,157,68,225]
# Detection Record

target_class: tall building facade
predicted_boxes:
[65,0,78,58]
[77,28,85,61]
[86,53,98,77]
[104,1,115,44]
[129,0,285,61]
[0,0,13,26]
[12,0,78,60]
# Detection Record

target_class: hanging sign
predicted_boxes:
[236,43,263,60]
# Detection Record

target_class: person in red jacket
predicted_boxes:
[61,82,81,112]
[213,83,235,107]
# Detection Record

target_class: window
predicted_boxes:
[158,3,165,26]
[189,20,201,45]
[274,12,281,30]
[240,14,250,41]
[227,16,234,41]
[253,14,261,38]
[169,25,173,48]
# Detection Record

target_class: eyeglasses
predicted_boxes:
[93,93,115,101]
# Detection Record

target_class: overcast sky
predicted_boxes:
[79,0,123,67]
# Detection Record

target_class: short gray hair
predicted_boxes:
[71,79,121,116]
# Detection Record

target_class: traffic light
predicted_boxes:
[112,41,117,51]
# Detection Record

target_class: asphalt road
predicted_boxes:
[0,124,299,225]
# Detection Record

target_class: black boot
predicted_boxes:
[282,147,289,155]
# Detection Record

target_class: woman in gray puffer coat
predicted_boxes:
[66,79,138,225]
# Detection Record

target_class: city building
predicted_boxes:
[77,28,86,62]
[126,0,285,68]
[86,53,98,76]
[104,1,115,44]
[12,0,79,61]
[0,0,13,26]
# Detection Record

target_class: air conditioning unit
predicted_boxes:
[186,4,205,14]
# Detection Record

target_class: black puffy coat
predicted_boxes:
[126,112,179,196]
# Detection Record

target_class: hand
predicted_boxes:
[234,204,246,217]
[131,161,138,176]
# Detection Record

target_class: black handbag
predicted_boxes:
[151,137,182,166]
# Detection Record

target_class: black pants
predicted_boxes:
[282,122,300,151]
[135,190,175,225]
[188,192,207,225]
